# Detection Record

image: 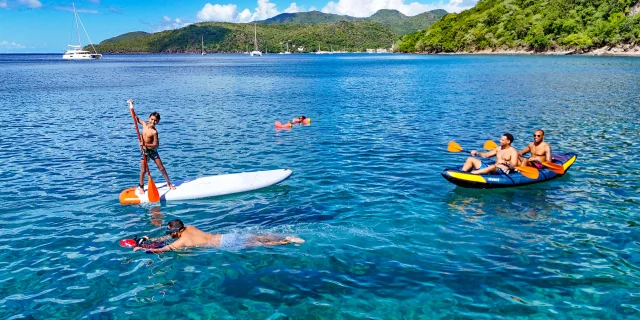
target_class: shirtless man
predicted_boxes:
[461,133,519,175]
[519,129,552,168]
[134,219,305,253]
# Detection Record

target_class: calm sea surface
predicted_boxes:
[0,53,639,319]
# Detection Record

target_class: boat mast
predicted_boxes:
[254,23,259,51]
[72,2,100,54]
[73,3,81,48]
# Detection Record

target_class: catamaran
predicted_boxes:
[250,23,262,57]
[62,3,102,60]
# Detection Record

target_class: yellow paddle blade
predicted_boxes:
[515,166,539,179]
[448,141,463,152]
[542,162,565,175]
[484,140,498,150]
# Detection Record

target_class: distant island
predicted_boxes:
[93,9,447,54]
[397,0,640,55]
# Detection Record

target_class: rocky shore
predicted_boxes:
[429,45,640,56]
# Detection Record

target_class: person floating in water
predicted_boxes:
[134,219,305,253]
[129,99,176,194]
[292,116,309,124]
[519,129,552,168]
[461,133,519,174]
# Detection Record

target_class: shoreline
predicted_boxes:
[421,45,640,56]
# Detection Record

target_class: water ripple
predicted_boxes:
[0,54,638,318]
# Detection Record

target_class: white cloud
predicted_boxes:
[284,2,305,13]
[322,0,477,17]
[0,41,26,49]
[157,16,191,31]
[193,0,469,24]
[18,0,42,9]
[249,0,279,21]
[196,0,283,23]
[197,3,243,22]
[0,1,7,9]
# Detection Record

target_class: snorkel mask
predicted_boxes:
[166,227,182,235]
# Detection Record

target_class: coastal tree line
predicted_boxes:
[93,21,396,53]
[397,0,640,53]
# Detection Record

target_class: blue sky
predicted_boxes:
[0,0,478,53]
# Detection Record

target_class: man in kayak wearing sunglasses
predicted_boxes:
[518,129,552,168]
[134,219,304,253]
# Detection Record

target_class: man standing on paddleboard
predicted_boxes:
[129,99,176,194]
[132,219,304,253]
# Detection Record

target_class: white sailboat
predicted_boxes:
[201,36,207,55]
[62,3,102,60]
[284,42,291,54]
[250,23,262,57]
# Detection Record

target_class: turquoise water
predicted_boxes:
[1,53,639,319]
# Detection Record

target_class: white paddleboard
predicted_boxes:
[120,169,292,204]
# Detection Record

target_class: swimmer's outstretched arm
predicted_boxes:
[134,245,172,253]
[133,238,185,253]
[143,235,172,243]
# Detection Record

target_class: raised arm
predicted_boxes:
[128,99,146,125]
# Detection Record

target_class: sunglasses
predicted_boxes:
[534,134,542,137]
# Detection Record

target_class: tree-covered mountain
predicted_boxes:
[262,10,360,24]
[100,31,150,45]
[262,9,447,36]
[398,0,640,53]
[94,21,396,53]
[368,9,447,36]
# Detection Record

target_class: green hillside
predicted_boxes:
[368,9,446,35]
[398,0,640,53]
[262,10,360,24]
[100,31,150,45]
[263,9,447,36]
[93,21,396,53]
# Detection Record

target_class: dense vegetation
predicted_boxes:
[263,9,447,36]
[398,0,640,53]
[93,21,396,53]
[99,31,150,45]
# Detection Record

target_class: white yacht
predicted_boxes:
[250,23,262,57]
[62,3,101,60]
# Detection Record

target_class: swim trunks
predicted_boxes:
[530,161,544,169]
[141,148,160,161]
[218,233,252,250]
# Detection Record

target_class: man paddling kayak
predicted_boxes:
[134,219,305,253]
[519,129,552,168]
[461,133,519,174]
[129,99,176,194]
